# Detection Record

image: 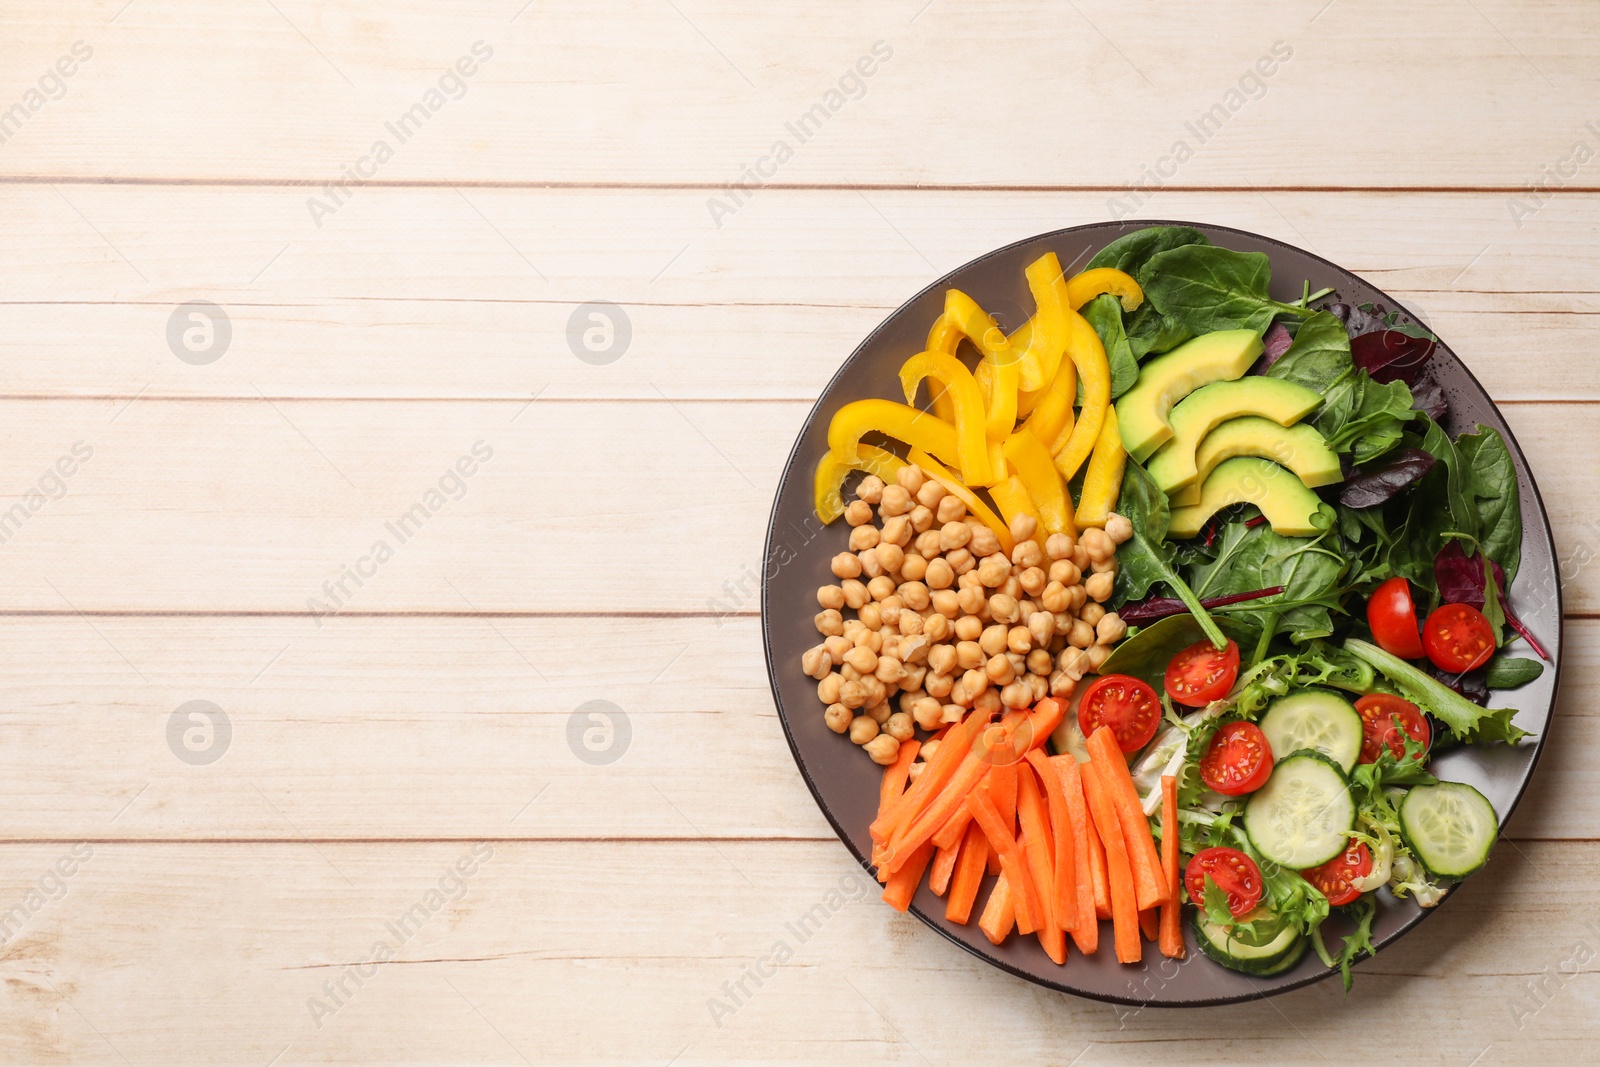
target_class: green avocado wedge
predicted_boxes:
[1168,457,1328,538]
[1168,417,1343,506]
[1115,329,1263,461]
[1147,379,1322,494]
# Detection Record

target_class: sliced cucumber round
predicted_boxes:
[1258,689,1363,774]
[1243,751,1355,868]
[1399,781,1499,879]
[1254,936,1309,976]
[1192,912,1304,975]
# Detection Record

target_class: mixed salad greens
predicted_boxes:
[1048,225,1547,987]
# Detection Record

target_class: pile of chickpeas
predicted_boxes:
[802,464,1135,766]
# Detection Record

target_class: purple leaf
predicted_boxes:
[1339,448,1437,508]
[1408,373,1449,421]
[1427,663,1489,706]
[1251,322,1294,375]
[1119,586,1286,626]
[1433,542,1551,661]
[1351,329,1437,386]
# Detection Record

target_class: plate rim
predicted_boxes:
[759,218,1564,1007]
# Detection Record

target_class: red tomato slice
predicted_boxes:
[1302,840,1373,907]
[1422,603,1496,673]
[1367,576,1424,660]
[1164,639,1241,707]
[1355,693,1431,764]
[1185,847,1264,919]
[1078,674,1163,753]
[1199,721,1274,796]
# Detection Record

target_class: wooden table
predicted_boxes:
[0,2,1595,1062]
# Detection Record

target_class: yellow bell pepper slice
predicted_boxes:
[1075,406,1126,528]
[907,449,1014,556]
[987,473,1046,548]
[827,398,961,475]
[943,289,1019,440]
[1014,254,1072,394]
[899,351,995,486]
[1051,307,1112,482]
[923,314,963,424]
[1066,267,1143,313]
[813,444,908,523]
[1003,432,1077,538]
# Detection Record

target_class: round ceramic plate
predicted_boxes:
[760,220,1562,1006]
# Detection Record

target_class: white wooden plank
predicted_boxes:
[0,613,1584,842]
[2,2,1596,188]
[0,838,1591,1064]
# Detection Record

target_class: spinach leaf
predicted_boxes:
[1142,245,1313,335]
[1321,377,1417,464]
[1457,426,1521,583]
[1124,304,1195,360]
[1416,417,1479,547]
[1097,611,1253,688]
[1265,310,1353,393]
[1191,524,1348,649]
[1087,225,1211,276]
[1112,461,1228,649]
[1485,656,1544,689]
[1083,293,1141,399]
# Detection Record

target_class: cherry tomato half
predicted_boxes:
[1422,603,1496,673]
[1355,692,1431,764]
[1164,639,1241,707]
[1302,840,1373,907]
[1185,847,1264,919]
[1078,674,1163,753]
[1200,721,1275,796]
[1367,576,1425,660]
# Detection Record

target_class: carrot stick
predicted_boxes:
[881,841,934,912]
[1049,755,1099,952]
[871,738,921,871]
[986,760,1018,876]
[1139,908,1160,942]
[1086,726,1169,910]
[968,788,1042,936]
[871,711,980,843]
[885,711,1024,871]
[929,839,960,896]
[1159,774,1185,959]
[1084,780,1111,920]
[1027,750,1081,937]
[945,821,989,924]
[931,800,974,852]
[1082,760,1142,963]
[1022,696,1066,753]
[978,871,1016,945]
[1016,764,1066,964]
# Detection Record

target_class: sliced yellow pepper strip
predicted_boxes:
[1020,331,1076,452]
[1051,307,1112,483]
[827,398,962,475]
[899,351,995,487]
[943,289,1019,440]
[907,449,1014,556]
[923,314,963,424]
[987,473,1046,548]
[1066,267,1143,313]
[1075,406,1127,529]
[813,444,908,523]
[1014,254,1072,394]
[1003,432,1078,538]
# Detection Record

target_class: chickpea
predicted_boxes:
[914,530,943,559]
[935,494,967,524]
[883,711,915,742]
[1000,681,1031,709]
[902,698,938,733]
[845,499,873,526]
[1049,559,1081,586]
[907,762,925,781]
[956,585,986,617]
[857,548,884,580]
[909,505,934,534]
[988,593,1020,625]
[880,484,913,517]
[840,679,868,709]
[916,478,946,509]
[1017,568,1046,598]
[881,592,905,614]
[1091,557,1118,577]
[861,676,888,708]
[815,609,844,636]
[897,610,924,637]
[976,624,1006,658]
[949,678,972,707]
[986,655,1016,686]
[1059,647,1090,681]
[899,553,928,583]
[1045,532,1075,560]
[856,475,885,505]
[1000,576,1022,600]
[962,668,989,698]
[946,548,976,575]
[801,644,832,679]
[817,584,845,611]
[1052,611,1072,637]
[926,672,954,699]
[900,640,929,670]
[900,580,932,610]
[969,525,1001,558]
[842,644,877,675]
[848,525,879,552]
[1065,584,1087,613]
[1007,625,1033,655]
[1105,512,1134,545]
[892,465,922,493]
[974,688,1002,714]
[953,614,983,642]
[927,643,957,676]
[827,550,860,579]
[1027,672,1049,703]
[1097,611,1127,645]
[1049,670,1076,698]
[956,640,985,671]
[859,602,883,630]
[938,521,972,553]
[922,558,954,591]
[931,589,960,618]
[1068,619,1096,649]
[919,738,943,765]
[854,628,882,653]
[821,702,851,733]
[818,672,844,704]
[868,575,896,602]
[1008,513,1038,543]
[1080,527,1115,564]
[1071,543,1091,570]
[1080,601,1106,628]
[1026,648,1054,676]
[849,715,879,744]
[881,515,913,548]
[1085,644,1112,672]
[1011,539,1044,569]
[976,555,1010,588]
[1040,581,1068,614]
[1085,570,1115,603]
[823,635,851,661]
[876,543,906,575]
[938,704,962,724]
[1028,611,1055,649]
[864,701,891,725]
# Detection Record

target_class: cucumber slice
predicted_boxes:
[1192,912,1304,975]
[1258,689,1363,774]
[1254,936,1309,976]
[1399,782,1499,879]
[1243,751,1356,868]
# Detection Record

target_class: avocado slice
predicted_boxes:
[1170,417,1344,506]
[1115,330,1263,461]
[1168,457,1327,538]
[1146,378,1323,494]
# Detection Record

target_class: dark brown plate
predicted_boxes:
[759,220,1562,1006]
